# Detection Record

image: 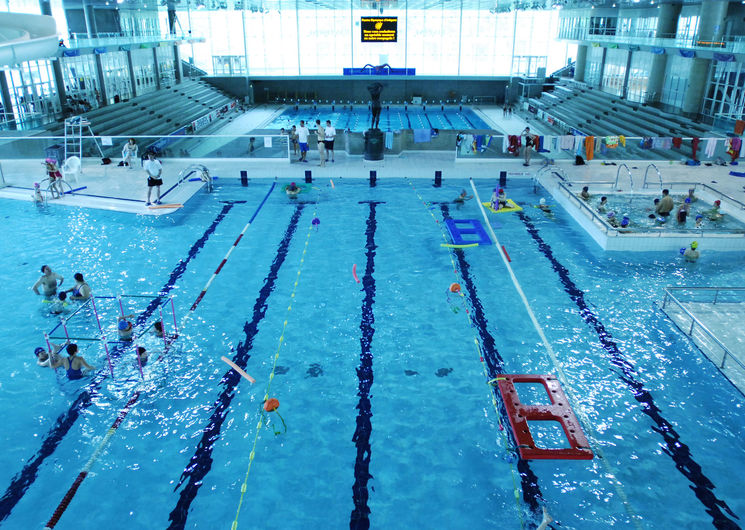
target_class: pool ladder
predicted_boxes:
[613,163,633,190]
[642,163,662,190]
[533,165,568,192]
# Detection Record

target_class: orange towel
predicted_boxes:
[735,120,745,136]
[585,136,595,161]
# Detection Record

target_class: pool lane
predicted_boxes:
[168,205,306,529]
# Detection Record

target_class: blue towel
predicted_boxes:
[413,129,431,143]
[729,171,745,177]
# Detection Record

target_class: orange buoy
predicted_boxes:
[449,283,461,293]
[264,398,280,412]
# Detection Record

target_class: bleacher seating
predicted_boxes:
[45,79,235,141]
[529,81,721,161]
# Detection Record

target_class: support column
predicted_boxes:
[696,0,729,44]
[622,50,632,99]
[597,47,607,89]
[126,50,137,97]
[39,0,67,112]
[574,44,587,82]
[173,45,182,84]
[152,48,161,90]
[0,70,16,129]
[83,0,96,37]
[682,57,710,115]
[646,3,682,104]
[656,2,681,37]
[94,54,108,106]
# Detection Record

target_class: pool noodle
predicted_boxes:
[330,179,335,188]
[220,356,256,384]
[148,203,183,209]
[441,243,479,248]
[352,264,360,283]
[188,176,219,181]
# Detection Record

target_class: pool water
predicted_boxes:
[266,106,492,132]
[584,192,745,231]
[1,180,744,529]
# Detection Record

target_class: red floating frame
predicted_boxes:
[495,374,594,460]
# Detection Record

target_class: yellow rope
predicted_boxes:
[406,179,525,529]
[231,206,317,530]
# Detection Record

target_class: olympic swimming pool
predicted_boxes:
[1,179,745,529]
[265,105,492,132]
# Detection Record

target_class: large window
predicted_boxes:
[601,48,627,97]
[585,45,604,88]
[627,51,652,103]
[181,5,574,77]
[702,60,745,120]
[661,55,691,111]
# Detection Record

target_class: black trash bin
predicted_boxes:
[364,129,384,161]
[45,144,65,163]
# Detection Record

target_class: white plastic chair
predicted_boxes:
[61,156,81,184]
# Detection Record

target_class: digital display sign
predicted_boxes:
[361,17,397,42]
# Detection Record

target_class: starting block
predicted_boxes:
[444,219,492,246]
[494,374,593,460]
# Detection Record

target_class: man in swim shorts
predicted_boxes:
[33,265,64,297]
[656,189,674,217]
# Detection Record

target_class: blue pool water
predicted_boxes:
[1,180,745,529]
[267,106,492,132]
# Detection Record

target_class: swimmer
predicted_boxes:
[683,241,700,262]
[153,321,179,342]
[607,211,620,228]
[32,182,44,203]
[454,189,473,203]
[656,189,674,217]
[117,314,135,340]
[597,196,608,213]
[705,200,723,221]
[676,198,691,224]
[537,198,551,212]
[48,291,69,315]
[536,506,554,530]
[65,272,91,300]
[580,186,591,201]
[684,188,697,203]
[286,182,300,198]
[32,265,64,297]
[137,346,149,366]
[34,341,68,367]
[491,188,508,210]
[620,214,630,228]
[50,343,94,380]
[695,214,704,228]
[648,198,660,219]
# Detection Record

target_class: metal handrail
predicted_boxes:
[613,163,633,190]
[643,164,661,190]
[557,181,613,235]
[662,288,745,372]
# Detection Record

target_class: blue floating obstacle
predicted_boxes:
[444,219,492,246]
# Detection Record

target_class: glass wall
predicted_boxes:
[101,51,133,104]
[131,48,157,95]
[702,59,745,120]
[156,46,176,85]
[181,4,574,77]
[627,51,652,103]
[661,55,691,111]
[5,59,59,125]
[585,45,604,88]
[61,55,101,109]
[601,48,627,97]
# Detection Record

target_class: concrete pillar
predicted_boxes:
[0,70,16,129]
[622,50,632,99]
[173,45,182,84]
[126,50,137,97]
[682,57,709,115]
[574,44,588,82]
[94,54,108,106]
[83,1,96,38]
[656,2,681,37]
[152,48,161,90]
[697,0,729,44]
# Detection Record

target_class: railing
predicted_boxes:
[642,163,661,190]
[557,181,613,236]
[662,287,745,374]
[560,28,744,53]
[613,163,633,190]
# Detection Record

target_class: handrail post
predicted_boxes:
[689,318,695,336]
[713,289,719,305]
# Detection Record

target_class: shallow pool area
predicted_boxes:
[2,174,745,529]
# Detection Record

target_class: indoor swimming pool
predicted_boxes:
[2,179,744,529]
[265,105,492,132]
